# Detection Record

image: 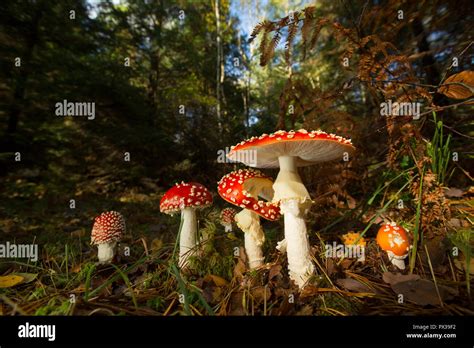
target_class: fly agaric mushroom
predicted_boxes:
[160,182,212,268]
[376,222,411,270]
[227,129,355,287]
[220,207,237,232]
[91,211,126,264]
[218,169,280,269]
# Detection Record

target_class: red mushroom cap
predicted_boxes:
[217,169,281,221]
[91,211,126,245]
[160,182,213,215]
[376,222,410,256]
[220,207,237,225]
[227,129,355,168]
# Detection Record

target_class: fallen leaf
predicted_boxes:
[202,284,223,305]
[438,71,474,99]
[71,264,83,273]
[326,259,338,276]
[14,273,38,284]
[251,286,271,303]
[239,246,247,263]
[382,272,421,285]
[340,258,354,269]
[300,285,319,298]
[268,264,282,280]
[336,278,374,293]
[203,274,228,287]
[228,290,246,315]
[448,218,463,228]
[444,187,464,198]
[233,258,247,280]
[392,279,457,306]
[0,275,24,288]
[383,272,458,306]
[420,237,448,272]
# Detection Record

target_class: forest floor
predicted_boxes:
[0,167,472,316]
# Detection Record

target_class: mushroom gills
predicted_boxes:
[273,156,311,203]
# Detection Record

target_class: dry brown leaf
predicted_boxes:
[14,273,38,284]
[202,284,223,305]
[203,274,228,287]
[268,264,282,280]
[233,258,247,280]
[251,286,271,303]
[438,71,474,99]
[382,272,420,285]
[444,187,464,198]
[300,285,319,298]
[336,278,374,293]
[383,272,458,306]
[392,279,457,306]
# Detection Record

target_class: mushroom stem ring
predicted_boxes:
[272,156,315,288]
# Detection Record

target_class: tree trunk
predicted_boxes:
[215,0,223,135]
[147,0,164,127]
[6,2,44,136]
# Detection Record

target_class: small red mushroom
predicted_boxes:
[376,222,411,270]
[91,211,126,264]
[160,182,212,268]
[220,207,237,232]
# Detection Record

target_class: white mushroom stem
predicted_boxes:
[179,207,198,268]
[97,241,117,264]
[223,223,232,233]
[235,209,265,269]
[387,250,407,270]
[273,155,315,288]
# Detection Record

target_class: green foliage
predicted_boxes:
[35,298,72,316]
[426,113,452,184]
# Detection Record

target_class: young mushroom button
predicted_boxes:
[227,129,355,288]
[91,211,126,264]
[376,222,411,270]
[160,182,213,269]
[220,207,237,233]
